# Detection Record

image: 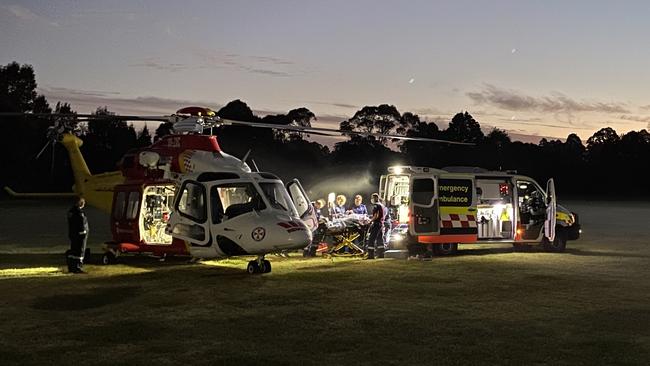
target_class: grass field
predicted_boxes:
[1,200,649,365]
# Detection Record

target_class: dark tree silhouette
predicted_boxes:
[136,123,152,147]
[82,106,137,173]
[340,104,402,144]
[217,99,260,122]
[0,62,38,113]
[154,122,174,141]
[444,112,484,143]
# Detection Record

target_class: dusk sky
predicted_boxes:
[2,0,650,144]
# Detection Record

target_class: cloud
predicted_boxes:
[193,50,295,77]
[240,67,290,77]
[467,84,630,114]
[619,115,650,123]
[4,4,59,26]
[69,9,137,21]
[299,100,358,109]
[129,59,189,72]
[411,107,447,116]
[495,118,593,130]
[249,56,295,66]
[38,86,218,115]
[129,52,295,77]
[639,105,650,111]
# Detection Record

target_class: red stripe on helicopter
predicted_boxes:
[277,222,306,232]
[287,227,306,232]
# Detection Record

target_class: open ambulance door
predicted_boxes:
[544,178,557,242]
[286,179,318,231]
[408,174,440,236]
[167,180,210,246]
[379,175,387,202]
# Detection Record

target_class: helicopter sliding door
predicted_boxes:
[286,179,318,231]
[139,184,175,245]
[169,180,209,246]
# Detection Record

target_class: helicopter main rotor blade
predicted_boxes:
[219,119,475,145]
[0,112,172,122]
[1,112,474,145]
[35,140,52,160]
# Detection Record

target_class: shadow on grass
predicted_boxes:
[564,248,650,258]
[32,286,141,311]
[0,252,194,270]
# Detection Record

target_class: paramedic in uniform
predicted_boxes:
[365,193,385,259]
[333,194,347,216]
[67,196,89,274]
[347,194,368,215]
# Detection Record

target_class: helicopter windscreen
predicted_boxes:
[259,182,299,217]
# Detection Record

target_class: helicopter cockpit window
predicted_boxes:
[211,183,265,221]
[259,182,299,217]
[176,181,207,223]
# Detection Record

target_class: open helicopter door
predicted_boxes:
[167,180,210,246]
[544,178,557,242]
[286,179,318,231]
[408,174,440,236]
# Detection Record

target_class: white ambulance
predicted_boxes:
[379,166,581,255]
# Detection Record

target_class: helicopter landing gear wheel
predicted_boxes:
[262,260,271,273]
[247,256,271,274]
[101,251,117,265]
[247,261,259,274]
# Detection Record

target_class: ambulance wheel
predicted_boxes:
[542,229,567,253]
[434,243,458,256]
[262,260,272,273]
[101,252,117,265]
[247,261,260,274]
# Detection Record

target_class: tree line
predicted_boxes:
[2,61,649,199]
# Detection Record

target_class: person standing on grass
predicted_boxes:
[67,196,89,274]
[365,193,385,259]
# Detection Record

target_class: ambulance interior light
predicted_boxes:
[388,166,404,174]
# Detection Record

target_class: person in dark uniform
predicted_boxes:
[67,196,89,274]
[347,194,368,215]
[381,199,392,249]
[365,193,385,259]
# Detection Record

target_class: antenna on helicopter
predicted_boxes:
[241,149,252,167]
[250,159,260,172]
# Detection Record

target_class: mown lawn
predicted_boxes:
[1,242,649,366]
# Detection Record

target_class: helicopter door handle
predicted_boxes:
[468,208,477,212]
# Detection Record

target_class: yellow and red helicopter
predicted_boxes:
[3,107,471,273]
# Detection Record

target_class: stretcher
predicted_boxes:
[323,214,371,257]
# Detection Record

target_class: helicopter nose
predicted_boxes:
[276,219,312,249]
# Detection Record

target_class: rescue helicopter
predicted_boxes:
[3,107,472,274]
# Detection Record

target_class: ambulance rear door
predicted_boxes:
[544,178,557,242]
[408,174,439,236]
[438,174,478,241]
[379,175,387,202]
